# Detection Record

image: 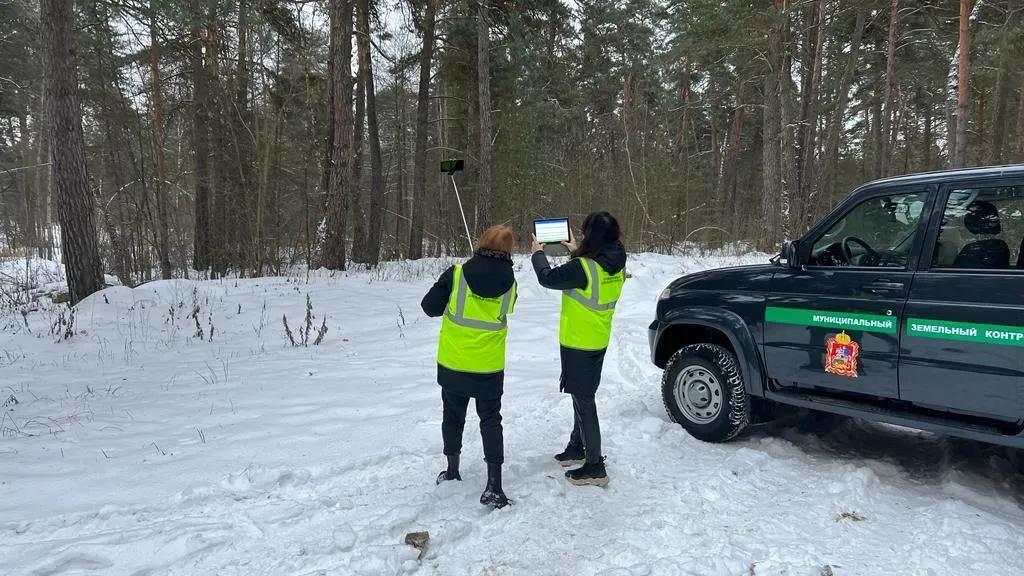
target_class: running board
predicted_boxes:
[763,388,1024,449]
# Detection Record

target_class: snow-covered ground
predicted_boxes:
[3,252,1024,576]
[0,256,66,293]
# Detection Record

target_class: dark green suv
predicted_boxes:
[649,165,1024,447]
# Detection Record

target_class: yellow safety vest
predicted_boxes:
[437,264,516,374]
[560,257,625,351]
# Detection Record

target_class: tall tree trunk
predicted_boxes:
[779,12,797,240]
[477,0,492,234]
[815,8,866,221]
[235,0,253,271]
[32,89,52,258]
[323,0,354,270]
[922,88,934,170]
[715,84,745,230]
[872,76,883,179]
[359,0,384,266]
[17,114,37,251]
[255,103,279,276]
[978,90,986,165]
[987,0,1016,165]
[989,77,1008,165]
[235,0,249,108]
[799,0,826,230]
[150,10,172,279]
[711,122,721,187]
[760,3,785,252]
[880,0,899,177]
[351,20,368,264]
[953,0,971,168]
[1017,78,1024,161]
[394,76,408,258]
[206,3,229,275]
[796,3,815,195]
[319,18,336,246]
[268,117,283,273]
[42,0,104,304]
[677,72,691,244]
[191,0,212,272]
[409,0,438,260]
[947,84,958,167]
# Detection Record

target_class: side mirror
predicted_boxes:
[782,240,801,269]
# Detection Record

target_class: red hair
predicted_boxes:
[477,225,515,254]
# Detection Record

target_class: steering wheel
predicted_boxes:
[841,236,878,265]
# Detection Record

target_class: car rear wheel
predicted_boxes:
[661,343,750,442]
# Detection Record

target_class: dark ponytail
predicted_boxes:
[572,212,621,259]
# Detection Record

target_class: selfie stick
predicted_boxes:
[449,175,474,255]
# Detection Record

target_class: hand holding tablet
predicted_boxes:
[534,218,574,256]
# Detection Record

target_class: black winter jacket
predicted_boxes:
[531,241,627,291]
[532,241,627,395]
[421,249,516,399]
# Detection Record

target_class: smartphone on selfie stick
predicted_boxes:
[534,217,571,257]
[440,159,474,255]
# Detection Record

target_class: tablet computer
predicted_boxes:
[534,218,570,256]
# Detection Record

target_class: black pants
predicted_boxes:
[568,393,602,464]
[441,389,504,464]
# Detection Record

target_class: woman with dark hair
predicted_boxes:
[421,225,518,508]
[531,211,626,487]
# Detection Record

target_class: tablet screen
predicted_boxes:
[535,218,570,244]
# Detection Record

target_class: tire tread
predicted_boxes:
[660,343,750,442]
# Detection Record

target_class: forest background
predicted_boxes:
[2,0,1023,303]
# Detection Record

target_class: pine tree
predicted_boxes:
[41,0,105,304]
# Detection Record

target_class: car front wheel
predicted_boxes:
[661,343,750,442]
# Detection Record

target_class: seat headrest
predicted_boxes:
[964,201,1001,235]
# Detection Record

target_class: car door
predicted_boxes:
[764,185,932,399]
[899,180,1024,423]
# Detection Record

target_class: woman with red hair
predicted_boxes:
[421,225,517,508]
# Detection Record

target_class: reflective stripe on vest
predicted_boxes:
[564,259,618,311]
[559,257,624,351]
[437,264,514,374]
[444,270,512,330]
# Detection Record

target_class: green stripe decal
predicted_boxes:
[765,306,898,334]
[907,318,1024,347]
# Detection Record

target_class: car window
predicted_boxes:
[931,185,1024,270]
[808,191,927,269]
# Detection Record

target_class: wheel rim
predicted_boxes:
[674,365,724,425]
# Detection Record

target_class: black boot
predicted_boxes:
[479,462,510,508]
[436,454,462,485]
[566,458,608,487]
[554,443,586,467]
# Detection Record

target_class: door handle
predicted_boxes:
[863,281,904,293]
